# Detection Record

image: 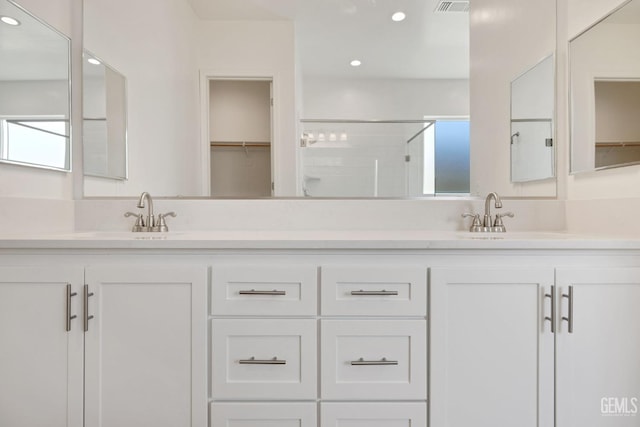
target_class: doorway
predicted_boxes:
[208,79,273,197]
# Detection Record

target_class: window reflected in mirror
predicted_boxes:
[83,50,128,180]
[0,0,70,171]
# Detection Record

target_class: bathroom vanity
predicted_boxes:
[1,232,639,427]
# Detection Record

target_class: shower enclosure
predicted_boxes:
[299,119,470,198]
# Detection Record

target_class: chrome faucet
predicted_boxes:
[462,192,514,232]
[137,192,155,230]
[483,192,502,228]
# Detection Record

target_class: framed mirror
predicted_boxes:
[83,50,128,180]
[510,54,555,182]
[570,0,640,173]
[0,0,71,172]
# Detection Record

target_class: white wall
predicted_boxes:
[198,20,297,197]
[469,0,557,198]
[300,77,468,197]
[302,77,469,119]
[83,0,201,197]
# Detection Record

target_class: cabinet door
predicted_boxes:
[84,266,208,427]
[430,267,554,427]
[0,267,84,427]
[556,268,640,427]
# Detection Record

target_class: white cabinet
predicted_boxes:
[211,265,318,316]
[430,267,555,427]
[321,319,426,400]
[211,402,317,427]
[84,266,208,427]
[0,267,84,427]
[321,402,427,427]
[211,319,317,399]
[556,268,640,427]
[321,265,426,316]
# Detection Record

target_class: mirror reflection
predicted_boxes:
[83,0,470,198]
[83,50,128,180]
[0,0,71,171]
[510,54,555,182]
[570,0,640,173]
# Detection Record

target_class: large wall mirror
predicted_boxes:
[570,0,640,173]
[83,0,555,198]
[0,0,71,172]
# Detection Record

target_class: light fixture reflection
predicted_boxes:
[0,16,20,26]
[391,11,406,22]
[87,58,101,65]
[350,59,361,67]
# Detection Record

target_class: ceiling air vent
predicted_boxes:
[435,1,470,13]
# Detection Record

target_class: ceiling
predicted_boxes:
[187,0,470,79]
[0,0,69,80]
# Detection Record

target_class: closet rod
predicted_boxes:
[596,142,640,147]
[210,141,271,148]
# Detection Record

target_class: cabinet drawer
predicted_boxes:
[321,320,426,400]
[211,402,317,427]
[211,265,317,316]
[211,319,317,399]
[321,402,427,427]
[320,266,426,316]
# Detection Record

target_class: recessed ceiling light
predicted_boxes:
[391,11,406,22]
[0,16,20,26]
[87,58,101,65]
[350,59,362,67]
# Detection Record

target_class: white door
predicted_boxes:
[0,267,84,427]
[430,267,555,427]
[84,266,208,427]
[556,268,640,426]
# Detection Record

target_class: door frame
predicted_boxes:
[199,70,276,196]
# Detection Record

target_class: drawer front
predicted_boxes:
[212,319,317,399]
[321,266,427,316]
[321,402,427,427]
[211,402,317,427]
[211,265,317,316]
[321,320,427,400]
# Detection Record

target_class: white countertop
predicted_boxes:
[0,230,638,250]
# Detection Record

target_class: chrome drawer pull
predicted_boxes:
[351,357,398,366]
[239,289,286,296]
[350,290,399,296]
[239,356,287,365]
[561,285,574,333]
[66,284,77,332]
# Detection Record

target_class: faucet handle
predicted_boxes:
[462,213,483,232]
[492,212,514,232]
[124,212,146,232]
[154,212,177,232]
